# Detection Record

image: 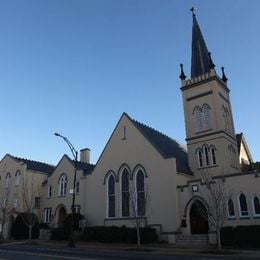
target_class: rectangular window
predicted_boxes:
[44,208,52,223]
[73,205,81,214]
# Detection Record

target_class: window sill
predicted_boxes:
[253,216,260,219]
[58,195,66,198]
[195,128,213,135]
[197,164,218,170]
[227,216,236,220]
[239,216,250,219]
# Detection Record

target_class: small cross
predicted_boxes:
[190,7,196,15]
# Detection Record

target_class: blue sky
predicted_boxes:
[0,0,259,165]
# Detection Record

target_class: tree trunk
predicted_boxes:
[136,221,141,248]
[217,229,221,250]
[29,225,32,241]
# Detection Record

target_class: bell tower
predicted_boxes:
[180,9,240,176]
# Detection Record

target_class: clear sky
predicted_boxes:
[0,0,259,165]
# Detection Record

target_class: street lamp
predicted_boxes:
[54,132,78,247]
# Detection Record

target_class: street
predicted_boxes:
[0,243,259,260]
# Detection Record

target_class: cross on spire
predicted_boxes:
[190,7,196,16]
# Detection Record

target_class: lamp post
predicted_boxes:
[54,132,78,247]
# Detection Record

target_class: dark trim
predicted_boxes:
[195,128,213,135]
[187,91,213,101]
[103,170,117,185]
[227,217,236,220]
[132,164,148,179]
[181,75,230,93]
[177,170,260,191]
[117,163,131,180]
[186,130,237,142]
[218,92,230,104]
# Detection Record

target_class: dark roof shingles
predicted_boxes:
[13,156,55,174]
[131,119,191,174]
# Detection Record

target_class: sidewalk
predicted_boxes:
[2,239,260,258]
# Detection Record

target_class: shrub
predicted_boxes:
[11,214,39,239]
[81,226,158,244]
[221,225,260,248]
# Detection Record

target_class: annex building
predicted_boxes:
[0,11,259,245]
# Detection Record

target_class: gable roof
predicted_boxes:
[236,133,253,163]
[9,154,55,175]
[128,115,191,174]
[53,154,95,176]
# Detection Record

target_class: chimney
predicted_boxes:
[80,148,91,164]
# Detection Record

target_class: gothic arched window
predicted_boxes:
[202,104,211,130]
[227,199,235,218]
[204,146,210,166]
[196,149,203,167]
[15,170,21,186]
[136,170,145,216]
[253,196,260,216]
[121,168,130,217]
[194,107,203,132]
[5,173,11,188]
[210,147,217,165]
[239,193,248,217]
[108,175,115,218]
[59,174,67,196]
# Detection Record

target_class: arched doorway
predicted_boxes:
[189,200,209,234]
[58,207,67,228]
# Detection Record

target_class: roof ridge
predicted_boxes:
[132,119,171,139]
[12,155,55,167]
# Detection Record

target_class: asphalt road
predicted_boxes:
[0,243,258,260]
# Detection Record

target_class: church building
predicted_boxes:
[0,10,259,245]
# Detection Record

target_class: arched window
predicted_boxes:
[197,149,203,167]
[121,169,129,217]
[202,104,211,130]
[194,107,203,132]
[108,175,115,218]
[253,196,260,216]
[136,170,145,216]
[239,193,248,217]
[211,147,217,165]
[204,146,210,166]
[59,174,67,196]
[227,199,235,218]
[5,173,11,188]
[15,170,21,186]
[223,106,232,133]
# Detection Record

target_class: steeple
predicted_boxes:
[191,8,214,79]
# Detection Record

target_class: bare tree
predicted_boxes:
[127,181,150,248]
[197,172,231,250]
[0,183,13,239]
[18,174,39,240]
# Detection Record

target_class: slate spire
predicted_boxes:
[191,8,214,78]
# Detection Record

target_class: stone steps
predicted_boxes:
[175,234,210,248]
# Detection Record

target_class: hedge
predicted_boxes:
[221,225,260,248]
[81,226,158,244]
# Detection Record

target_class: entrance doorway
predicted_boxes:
[189,200,209,234]
[58,207,67,228]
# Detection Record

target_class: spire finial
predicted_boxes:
[221,66,228,83]
[190,7,196,16]
[179,64,186,80]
